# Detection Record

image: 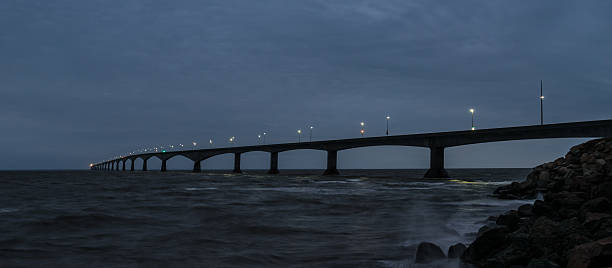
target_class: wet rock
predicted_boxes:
[518,204,534,217]
[497,210,520,230]
[447,243,467,259]
[533,200,552,216]
[545,191,585,209]
[594,182,612,199]
[580,197,612,214]
[567,236,612,268]
[464,138,612,267]
[463,226,508,264]
[526,259,560,268]
[414,242,445,264]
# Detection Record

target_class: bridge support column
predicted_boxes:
[424,147,449,178]
[161,159,167,172]
[323,150,339,175]
[142,159,148,171]
[268,152,279,174]
[122,161,126,171]
[233,153,241,173]
[130,160,135,171]
[193,160,202,173]
[116,161,119,171]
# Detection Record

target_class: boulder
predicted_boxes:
[580,197,611,214]
[526,259,560,268]
[463,138,612,267]
[414,242,445,264]
[496,210,520,230]
[518,204,534,217]
[462,226,508,263]
[447,243,467,259]
[567,236,612,268]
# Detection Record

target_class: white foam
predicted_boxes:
[185,187,217,191]
[0,208,18,213]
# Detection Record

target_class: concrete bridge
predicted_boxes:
[91,119,612,178]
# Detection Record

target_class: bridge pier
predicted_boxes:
[193,160,202,172]
[233,153,241,173]
[424,147,449,178]
[122,160,126,171]
[142,158,148,171]
[161,159,167,172]
[323,150,339,175]
[268,152,279,174]
[116,161,119,171]
[130,159,135,171]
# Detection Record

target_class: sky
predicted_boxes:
[1,0,611,170]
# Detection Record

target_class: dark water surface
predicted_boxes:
[0,169,534,267]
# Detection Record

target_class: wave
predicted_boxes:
[0,208,18,214]
[185,187,217,191]
[27,213,148,229]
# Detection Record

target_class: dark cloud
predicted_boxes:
[1,0,610,169]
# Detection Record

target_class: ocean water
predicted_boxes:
[0,169,534,267]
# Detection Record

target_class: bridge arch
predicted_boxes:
[445,138,592,169]
[163,154,194,171]
[336,145,429,170]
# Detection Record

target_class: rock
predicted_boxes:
[447,243,467,258]
[462,226,508,264]
[518,204,534,217]
[580,197,612,214]
[583,212,611,225]
[533,200,553,216]
[591,218,612,239]
[527,259,560,268]
[414,242,445,264]
[594,182,612,199]
[567,236,612,268]
[463,138,612,267]
[497,210,520,230]
[545,191,586,209]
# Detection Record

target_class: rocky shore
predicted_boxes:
[460,138,612,267]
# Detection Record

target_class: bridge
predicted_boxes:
[91,119,612,178]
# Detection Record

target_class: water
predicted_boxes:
[0,169,534,267]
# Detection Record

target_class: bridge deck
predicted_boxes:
[92,119,612,178]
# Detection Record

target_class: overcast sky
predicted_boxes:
[1,0,611,170]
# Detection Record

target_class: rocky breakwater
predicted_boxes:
[462,138,612,267]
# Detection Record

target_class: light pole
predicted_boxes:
[309,126,314,142]
[192,141,197,149]
[229,136,235,146]
[469,108,475,130]
[257,134,262,144]
[385,115,390,135]
[209,139,213,148]
[297,129,302,143]
[263,132,267,144]
[360,122,365,137]
[540,80,544,125]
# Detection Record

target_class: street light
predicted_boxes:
[360,122,365,137]
[263,132,267,144]
[257,134,262,144]
[209,139,213,148]
[309,126,314,142]
[385,115,390,135]
[469,108,475,130]
[192,141,197,149]
[540,80,544,125]
[297,129,302,142]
